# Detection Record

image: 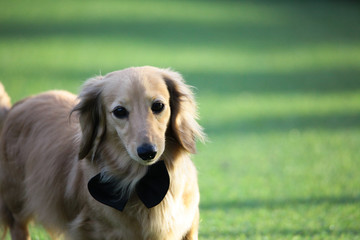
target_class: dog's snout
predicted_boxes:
[137,144,157,161]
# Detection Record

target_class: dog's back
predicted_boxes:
[0,90,81,239]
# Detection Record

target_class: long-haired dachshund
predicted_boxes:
[0,66,205,240]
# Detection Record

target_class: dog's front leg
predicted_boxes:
[182,209,199,240]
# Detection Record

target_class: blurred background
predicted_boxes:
[1,0,360,239]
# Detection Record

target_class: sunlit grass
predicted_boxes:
[1,38,360,76]
[199,92,360,123]
[196,129,360,239]
[0,1,278,25]
[1,0,360,239]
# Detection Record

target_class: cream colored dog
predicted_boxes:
[0,66,204,240]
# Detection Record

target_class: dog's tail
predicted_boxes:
[0,83,10,132]
[0,82,10,240]
[0,82,11,132]
[0,83,10,133]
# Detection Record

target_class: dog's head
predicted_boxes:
[73,66,204,169]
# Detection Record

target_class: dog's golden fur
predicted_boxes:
[0,66,204,240]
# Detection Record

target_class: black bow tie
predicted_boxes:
[88,161,170,211]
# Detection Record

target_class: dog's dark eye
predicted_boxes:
[112,106,129,119]
[151,102,165,114]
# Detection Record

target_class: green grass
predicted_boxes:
[1,0,360,239]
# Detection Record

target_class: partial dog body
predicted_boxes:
[0,67,204,240]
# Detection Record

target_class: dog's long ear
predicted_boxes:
[72,76,106,160]
[162,69,205,154]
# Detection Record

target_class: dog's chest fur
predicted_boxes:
[67,163,195,240]
[71,191,191,240]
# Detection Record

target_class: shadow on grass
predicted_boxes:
[204,112,360,135]
[200,194,360,210]
[1,1,360,49]
[186,70,360,94]
[1,15,360,50]
[5,68,360,95]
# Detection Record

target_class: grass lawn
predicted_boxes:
[1,1,360,239]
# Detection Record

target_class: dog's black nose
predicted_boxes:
[137,144,157,161]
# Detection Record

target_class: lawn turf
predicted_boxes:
[1,1,360,239]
